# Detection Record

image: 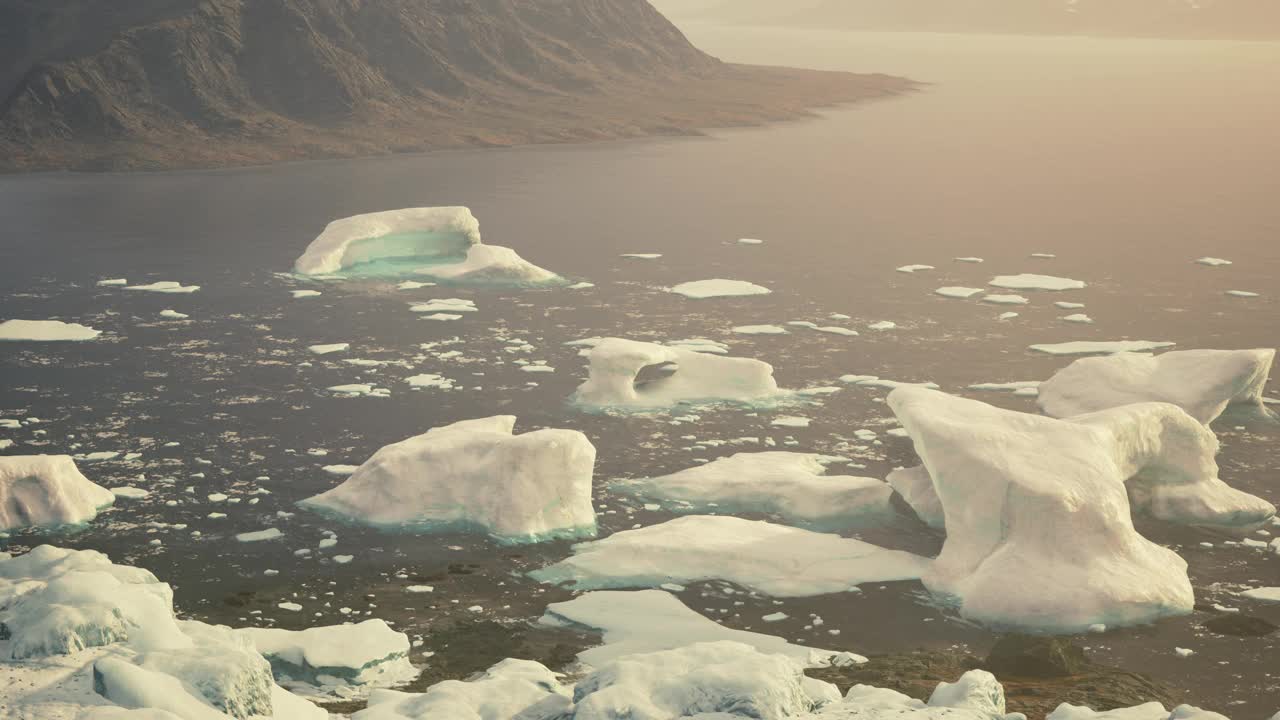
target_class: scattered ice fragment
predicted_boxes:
[968,381,1041,393]
[521,364,555,373]
[110,486,150,500]
[983,294,1029,305]
[868,321,897,330]
[236,528,284,543]
[897,264,935,273]
[0,319,102,342]
[1226,290,1260,297]
[955,257,984,263]
[1240,587,1280,603]
[327,384,390,398]
[1195,257,1232,267]
[408,298,476,314]
[761,612,788,623]
[737,238,764,245]
[1031,253,1057,258]
[998,312,1019,320]
[308,343,349,355]
[989,274,1085,291]
[1029,340,1176,356]
[842,375,940,390]
[278,602,303,612]
[406,585,434,593]
[1175,647,1195,658]
[292,290,322,298]
[621,253,662,259]
[421,313,462,321]
[771,416,810,428]
[668,279,771,299]
[1063,313,1094,324]
[96,278,128,286]
[397,280,434,290]
[934,286,984,299]
[567,281,595,289]
[1056,301,1086,309]
[158,309,189,319]
[126,281,200,293]
[333,555,353,564]
[406,373,455,389]
[299,416,597,544]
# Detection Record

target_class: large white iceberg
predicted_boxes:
[529,515,929,597]
[1,455,116,531]
[292,207,558,284]
[541,589,840,667]
[613,452,893,528]
[299,416,597,544]
[887,387,1274,632]
[572,337,783,409]
[0,319,102,341]
[240,619,416,693]
[1037,349,1277,424]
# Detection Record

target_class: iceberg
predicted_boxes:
[1030,340,1176,356]
[989,274,1085,291]
[353,658,569,720]
[897,264,935,273]
[125,281,200,293]
[1047,704,1229,720]
[0,319,102,341]
[613,452,893,528]
[299,416,597,544]
[1037,349,1277,424]
[529,515,929,597]
[982,294,1028,305]
[571,338,782,409]
[241,619,416,692]
[934,287,984,299]
[541,589,841,667]
[1,455,116,531]
[887,387,1274,631]
[668,279,772,298]
[292,207,558,284]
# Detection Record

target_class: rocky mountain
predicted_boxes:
[0,0,908,171]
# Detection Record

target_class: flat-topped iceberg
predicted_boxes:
[1,455,116,531]
[887,387,1274,632]
[667,279,772,298]
[529,515,929,597]
[572,337,783,409]
[541,589,840,667]
[241,619,416,693]
[989,274,1085,291]
[299,416,597,544]
[1038,348,1276,424]
[613,452,893,528]
[293,207,559,284]
[353,658,570,720]
[0,319,102,341]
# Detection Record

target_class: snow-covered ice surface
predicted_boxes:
[887,387,1274,631]
[1038,349,1277,424]
[0,455,115,531]
[300,416,597,544]
[613,452,893,528]
[292,207,559,284]
[571,337,784,409]
[667,278,772,298]
[988,274,1085,291]
[0,319,102,341]
[529,515,929,597]
[541,589,841,667]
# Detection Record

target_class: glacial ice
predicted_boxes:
[668,279,772,298]
[1037,349,1277,424]
[572,338,782,409]
[299,416,597,544]
[292,207,558,284]
[1047,704,1229,719]
[0,319,102,341]
[989,274,1085,291]
[0,455,116,531]
[614,452,892,528]
[888,387,1274,631]
[541,589,841,667]
[934,287,984,299]
[1030,340,1176,356]
[529,515,929,597]
[353,658,569,720]
[241,619,415,690]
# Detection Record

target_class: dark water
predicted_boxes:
[1,30,1278,715]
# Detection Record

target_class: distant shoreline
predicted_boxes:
[0,64,915,175]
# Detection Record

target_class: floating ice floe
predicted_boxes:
[772,416,811,427]
[158,309,189,320]
[293,207,557,284]
[405,373,455,390]
[126,281,201,293]
[97,278,128,286]
[110,486,150,500]
[0,546,329,719]
[541,590,841,667]
[0,455,115,531]
[868,321,897,331]
[352,657,568,720]
[887,387,1274,631]
[1226,290,1260,297]
[897,264,935,273]
[529,515,928,597]
[567,281,596,289]
[982,294,1028,305]
[1240,587,1280,603]
[1194,257,1232,267]
[955,257,985,263]
[668,279,771,299]
[321,465,358,475]
[0,319,102,341]
[998,312,1019,320]
[235,528,284,543]
[665,338,730,355]
[1037,348,1277,424]
[841,375,940,390]
[307,343,349,355]
[738,238,765,245]
[408,298,477,314]
[1030,340,1176,356]
[621,253,662,260]
[327,384,391,398]
[733,324,790,335]
[1047,704,1229,719]
[934,287,984,299]
[242,619,416,697]
[396,280,434,290]
[1031,253,1057,258]
[1056,301,1086,309]
[614,452,893,528]
[572,338,782,410]
[291,290,322,298]
[1062,313,1093,324]
[299,416,596,544]
[989,274,1085,291]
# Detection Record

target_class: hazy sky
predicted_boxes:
[652,0,1280,39]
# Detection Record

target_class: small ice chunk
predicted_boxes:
[408,298,477,314]
[897,264,935,273]
[621,253,662,259]
[668,279,771,299]
[1031,253,1057,258]
[983,294,1029,305]
[236,528,284,543]
[868,321,897,330]
[737,238,764,245]
[955,257,984,263]
[733,324,789,335]
[968,381,1041,393]
[1030,340,1175,356]
[998,312,1019,320]
[1056,301,1086,309]
[771,416,810,428]
[1240,587,1280,603]
[573,338,781,409]
[126,281,200,293]
[567,281,595,289]
[761,612,788,623]
[397,280,434,290]
[1226,290,1260,298]
[934,287,984,299]
[1062,313,1094,324]
[292,290,322,298]
[989,273,1085,291]
[158,309,189,320]
[110,486,150,500]
[277,602,303,612]
[97,278,128,286]
[1195,257,1232,267]
[308,343,350,355]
